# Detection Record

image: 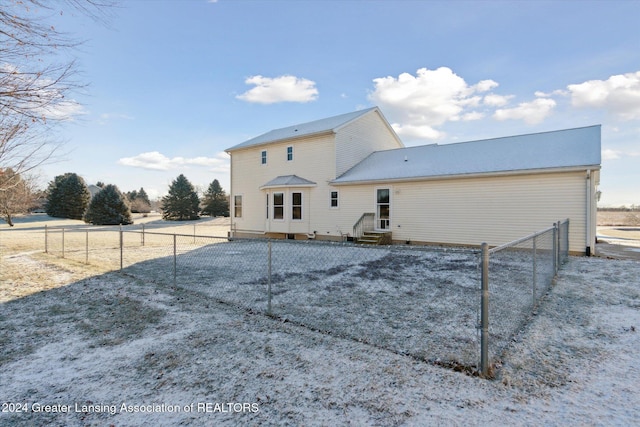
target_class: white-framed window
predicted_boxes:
[330,190,339,208]
[376,188,390,230]
[234,195,243,218]
[261,150,267,165]
[266,193,269,219]
[287,146,293,161]
[273,192,284,220]
[292,192,302,220]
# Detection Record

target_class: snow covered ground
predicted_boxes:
[1,217,639,425]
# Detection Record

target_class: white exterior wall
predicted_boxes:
[337,170,591,254]
[230,111,404,238]
[230,134,337,236]
[334,110,403,177]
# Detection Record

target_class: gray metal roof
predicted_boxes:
[261,175,317,189]
[332,125,601,184]
[226,107,379,152]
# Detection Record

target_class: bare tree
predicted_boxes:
[0,168,37,226]
[0,0,114,179]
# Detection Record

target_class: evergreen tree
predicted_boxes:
[161,174,200,221]
[126,187,151,213]
[83,184,133,225]
[45,173,91,219]
[201,179,229,217]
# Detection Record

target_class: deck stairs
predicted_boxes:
[357,230,392,245]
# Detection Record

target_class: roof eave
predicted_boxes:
[259,183,318,190]
[330,165,601,186]
[225,129,335,153]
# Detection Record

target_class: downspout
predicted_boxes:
[586,169,591,256]
[228,153,234,239]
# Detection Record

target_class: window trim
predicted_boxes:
[286,146,293,161]
[292,192,302,220]
[273,192,284,221]
[234,194,243,218]
[330,190,339,209]
[261,150,267,165]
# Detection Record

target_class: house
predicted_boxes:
[225,107,601,255]
[87,184,103,199]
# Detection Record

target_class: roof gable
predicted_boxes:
[226,107,379,152]
[333,125,601,184]
[260,175,317,189]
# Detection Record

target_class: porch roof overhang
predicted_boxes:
[260,175,317,190]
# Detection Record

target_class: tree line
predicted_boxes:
[0,170,229,226]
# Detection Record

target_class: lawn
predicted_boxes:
[1,215,639,426]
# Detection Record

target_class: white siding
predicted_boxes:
[338,171,589,253]
[334,110,403,177]
[230,134,336,235]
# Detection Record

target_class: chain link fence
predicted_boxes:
[479,219,570,375]
[43,225,481,368]
[43,219,570,376]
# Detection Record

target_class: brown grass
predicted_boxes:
[597,210,640,226]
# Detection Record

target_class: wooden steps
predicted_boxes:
[357,231,392,245]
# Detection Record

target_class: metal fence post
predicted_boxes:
[267,240,272,315]
[532,235,537,308]
[85,229,89,264]
[119,226,123,271]
[142,224,145,246]
[552,223,558,276]
[480,242,489,377]
[62,228,65,258]
[173,234,177,285]
[45,225,48,253]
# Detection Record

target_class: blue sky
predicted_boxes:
[38,0,640,206]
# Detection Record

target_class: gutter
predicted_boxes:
[330,165,602,186]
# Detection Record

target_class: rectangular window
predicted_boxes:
[261,150,267,165]
[234,195,242,218]
[287,146,293,161]
[273,192,284,220]
[292,192,302,220]
[330,191,339,208]
[266,193,269,219]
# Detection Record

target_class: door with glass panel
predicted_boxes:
[376,188,390,230]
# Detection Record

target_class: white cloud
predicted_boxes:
[602,148,640,160]
[39,99,85,121]
[236,75,319,104]
[1,63,86,122]
[391,123,444,140]
[462,111,485,121]
[602,149,622,160]
[97,112,134,125]
[483,93,514,107]
[368,67,508,139]
[567,71,640,120]
[118,151,229,171]
[493,98,557,124]
[473,79,499,93]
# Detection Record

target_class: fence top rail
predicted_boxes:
[123,230,229,240]
[488,225,556,254]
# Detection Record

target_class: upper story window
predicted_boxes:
[330,191,339,208]
[261,150,267,165]
[287,146,293,161]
